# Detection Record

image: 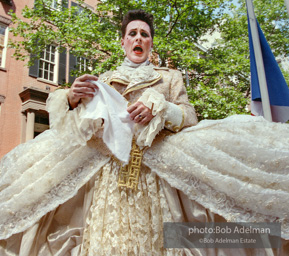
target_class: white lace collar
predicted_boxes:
[121,57,150,68]
[110,58,162,94]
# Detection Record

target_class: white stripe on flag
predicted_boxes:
[251,101,289,123]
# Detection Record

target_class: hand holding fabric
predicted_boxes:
[127,101,154,125]
[68,74,98,109]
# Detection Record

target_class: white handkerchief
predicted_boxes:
[80,81,134,163]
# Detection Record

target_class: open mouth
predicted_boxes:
[133,46,143,54]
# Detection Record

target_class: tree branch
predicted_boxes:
[99,49,111,56]
[166,0,180,37]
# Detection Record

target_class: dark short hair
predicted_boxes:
[121,10,154,38]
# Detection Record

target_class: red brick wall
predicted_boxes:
[0,0,56,158]
[0,0,100,159]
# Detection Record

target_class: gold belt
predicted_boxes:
[118,139,144,190]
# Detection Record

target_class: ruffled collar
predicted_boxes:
[121,57,150,68]
[110,58,162,95]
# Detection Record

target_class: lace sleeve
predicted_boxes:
[134,71,198,147]
[46,89,102,146]
[134,88,167,148]
[46,89,70,130]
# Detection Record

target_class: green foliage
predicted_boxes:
[8,0,289,120]
[188,0,289,120]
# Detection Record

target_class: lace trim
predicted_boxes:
[164,102,184,132]
[110,64,161,94]
[143,115,289,239]
[134,88,167,148]
[81,161,184,255]
[1,114,289,242]
[121,57,150,68]
[46,89,103,147]
[0,130,110,239]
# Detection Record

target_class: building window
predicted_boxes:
[38,0,68,11]
[0,23,8,68]
[71,1,94,14]
[38,45,57,82]
[68,54,93,83]
[29,45,66,85]
[34,113,49,138]
[51,0,58,9]
[0,0,13,6]
[19,88,50,142]
[50,0,64,10]
[77,56,92,72]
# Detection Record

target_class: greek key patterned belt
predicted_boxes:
[118,139,144,190]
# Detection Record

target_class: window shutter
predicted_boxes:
[58,48,67,85]
[71,1,83,15]
[71,1,78,7]
[71,1,78,14]
[62,0,68,9]
[29,54,39,78]
[1,0,13,6]
[33,0,40,10]
[69,52,77,84]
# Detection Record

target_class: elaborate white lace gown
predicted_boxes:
[0,61,289,255]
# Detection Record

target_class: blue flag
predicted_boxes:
[248,17,289,122]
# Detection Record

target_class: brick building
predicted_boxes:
[0,0,96,159]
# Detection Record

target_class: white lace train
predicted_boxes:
[0,115,289,255]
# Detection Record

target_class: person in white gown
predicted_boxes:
[0,9,289,256]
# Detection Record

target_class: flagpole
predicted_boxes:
[246,0,272,122]
[285,0,289,17]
